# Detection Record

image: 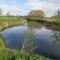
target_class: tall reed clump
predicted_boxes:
[21,27,37,53]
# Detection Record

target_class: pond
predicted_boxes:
[0,22,60,59]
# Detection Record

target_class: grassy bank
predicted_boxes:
[0,16,27,31]
[0,49,52,60]
[46,17,60,31]
[0,16,60,31]
[0,36,53,60]
[52,17,60,31]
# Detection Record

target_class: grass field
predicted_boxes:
[0,16,27,31]
[0,49,52,60]
[44,17,60,31]
[0,16,60,31]
[48,17,60,31]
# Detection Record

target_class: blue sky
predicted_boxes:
[0,0,60,16]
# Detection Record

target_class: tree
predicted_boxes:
[0,8,2,16]
[53,9,60,17]
[29,10,45,17]
[57,9,60,16]
[6,12,11,16]
[27,10,45,20]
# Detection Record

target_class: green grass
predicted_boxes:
[0,49,52,60]
[0,16,60,31]
[0,36,53,60]
[46,17,60,31]
[0,16,27,31]
[0,16,58,60]
[52,17,60,31]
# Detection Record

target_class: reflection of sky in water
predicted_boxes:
[2,26,27,49]
[1,26,60,59]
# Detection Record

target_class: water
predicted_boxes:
[1,25,60,59]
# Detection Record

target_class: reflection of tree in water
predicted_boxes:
[52,31,60,44]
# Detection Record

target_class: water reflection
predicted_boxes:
[27,21,43,29]
[51,31,60,44]
[1,21,60,59]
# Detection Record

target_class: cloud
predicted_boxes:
[0,0,60,16]
[28,0,39,3]
[26,0,60,16]
[0,4,21,15]
[0,0,21,16]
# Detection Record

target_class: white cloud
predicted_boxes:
[0,0,60,16]
[26,0,60,16]
[0,3,21,16]
[28,0,39,3]
[0,0,22,16]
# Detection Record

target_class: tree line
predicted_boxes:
[0,8,60,17]
[0,8,11,16]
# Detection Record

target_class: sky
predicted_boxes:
[0,0,60,16]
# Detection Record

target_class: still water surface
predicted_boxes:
[1,25,60,59]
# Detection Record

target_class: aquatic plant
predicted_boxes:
[52,31,60,44]
[21,27,37,53]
